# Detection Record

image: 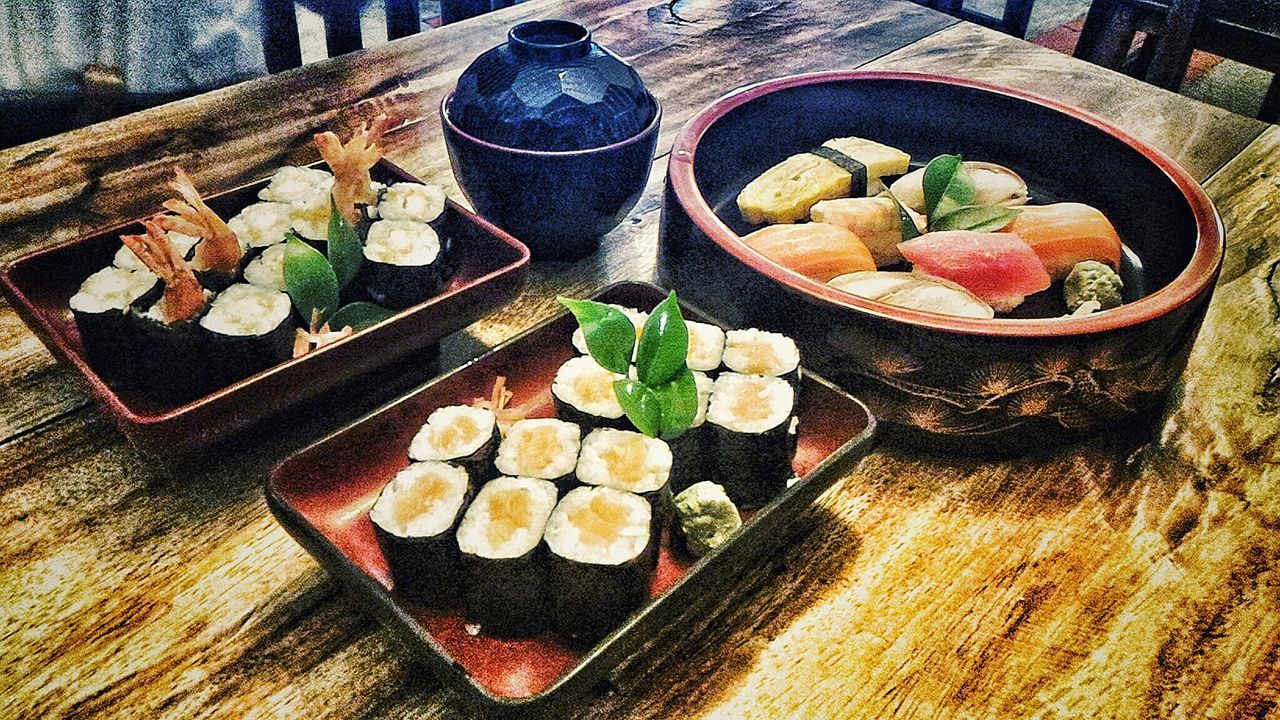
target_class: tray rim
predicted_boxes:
[0,158,531,430]
[265,279,878,710]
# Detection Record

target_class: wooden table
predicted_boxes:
[3,1,1278,717]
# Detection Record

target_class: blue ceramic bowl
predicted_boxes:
[441,91,661,261]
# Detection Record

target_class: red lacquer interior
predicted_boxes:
[269,285,865,700]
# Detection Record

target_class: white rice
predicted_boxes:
[576,428,672,494]
[685,321,726,372]
[70,266,157,313]
[227,202,295,249]
[456,476,559,559]
[552,356,626,419]
[706,372,794,434]
[114,231,200,272]
[286,184,336,241]
[373,182,446,223]
[364,219,441,266]
[243,243,288,292]
[721,329,800,377]
[691,370,714,428]
[368,461,470,538]
[544,486,651,565]
[409,405,498,462]
[199,283,292,336]
[258,166,334,203]
[494,418,581,480]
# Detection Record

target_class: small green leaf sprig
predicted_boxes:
[283,198,394,341]
[559,291,700,440]
[887,154,1022,241]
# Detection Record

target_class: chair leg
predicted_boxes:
[1087,4,1139,70]
[1260,73,1280,124]
[1001,0,1034,39]
[1143,0,1201,90]
[324,2,364,58]
[263,0,303,73]
[1074,0,1115,60]
[386,0,420,39]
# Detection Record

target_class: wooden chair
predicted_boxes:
[1074,0,1280,122]
[916,0,1038,39]
[263,0,423,73]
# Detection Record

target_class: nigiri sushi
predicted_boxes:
[898,231,1051,313]
[828,271,994,319]
[737,137,911,225]
[810,196,925,267]
[741,223,875,282]
[889,161,1029,214]
[1002,203,1123,280]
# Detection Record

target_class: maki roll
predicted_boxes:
[69,266,161,382]
[721,329,801,386]
[372,182,446,223]
[571,305,647,357]
[494,419,581,492]
[408,405,500,484]
[551,355,628,431]
[258,166,336,243]
[455,476,559,636]
[113,230,199,272]
[198,283,295,387]
[705,372,797,509]
[575,428,673,538]
[685,321,727,374]
[667,371,714,494]
[360,219,454,310]
[369,461,471,604]
[242,243,288,292]
[544,486,654,643]
[226,202,295,253]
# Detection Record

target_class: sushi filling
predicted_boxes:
[572,305,648,356]
[70,267,157,314]
[199,283,292,337]
[409,405,497,462]
[552,356,626,419]
[258,166,334,203]
[364,220,441,266]
[707,373,795,434]
[686,321,726,372]
[544,486,651,565]
[369,462,470,538]
[227,202,295,249]
[456,476,558,559]
[114,231,199,272]
[242,243,287,291]
[373,182,446,223]
[286,184,336,241]
[722,329,800,377]
[495,419,581,480]
[577,429,672,494]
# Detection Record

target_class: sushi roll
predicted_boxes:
[372,182,446,223]
[575,428,673,539]
[455,476,559,635]
[161,168,246,292]
[544,486,655,643]
[227,202,295,252]
[667,371,714,494]
[721,329,801,386]
[571,305,647,357]
[706,373,797,509]
[69,266,161,382]
[258,166,337,243]
[360,219,454,310]
[408,405,500,484]
[685,322,726,374]
[551,355,628,431]
[242,243,288,292]
[369,461,471,604]
[197,283,295,387]
[113,231,200,272]
[494,419,582,492]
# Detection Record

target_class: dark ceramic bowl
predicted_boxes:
[659,71,1224,452]
[441,91,661,261]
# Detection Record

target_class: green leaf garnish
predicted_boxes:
[558,297,636,375]
[327,197,363,290]
[922,154,976,219]
[931,205,1021,233]
[329,301,395,331]
[635,291,689,387]
[614,379,662,437]
[284,234,340,324]
[883,191,922,242]
[652,367,699,440]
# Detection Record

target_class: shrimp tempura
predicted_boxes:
[154,167,243,273]
[120,219,206,323]
[314,114,394,224]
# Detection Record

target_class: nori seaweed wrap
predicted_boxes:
[667,371,714,494]
[408,405,500,485]
[705,373,798,510]
[198,283,295,388]
[369,461,471,605]
[360,219,454,310]
[128,293,215,402]
[575,428,674,550]
[69,266,161,383]
[551,355,630,432]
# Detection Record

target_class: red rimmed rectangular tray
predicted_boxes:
[266,281,877,713]
[0,159,529,456]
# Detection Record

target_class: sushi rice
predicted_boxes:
[552,355,627,424]
[721,329,800,379]
[494,419,582,483]
[372,182,446,223]
[257,166,334,204]
[370,461,471,539]
[227,202,296,249]
[242,243,288,292]
[409,405,498,465]
[686,321,727,373]
[113,231,200,272]
[70,266,159,314]
[199,283,292,338]
[364,219,441,266]
[576,428,672,494]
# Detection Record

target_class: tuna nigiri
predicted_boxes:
[741,222,875,282]
[810,196,925,267]
[1002,203,1123,280]
[898,231,1051,312]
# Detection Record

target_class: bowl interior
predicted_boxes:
[690,77,1198,313]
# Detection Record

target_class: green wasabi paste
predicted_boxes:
[673,481,742,557]
[1064,260,1124,312]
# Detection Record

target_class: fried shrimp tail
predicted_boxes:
[120,219,206,323]
[155,167,243,273]
[314,114,394,223]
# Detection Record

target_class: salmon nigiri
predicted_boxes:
[898,231,1051,313]
[1002,203,1122,280]
[741,222,875,282]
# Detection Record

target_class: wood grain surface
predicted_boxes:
[1,1,1277,718]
